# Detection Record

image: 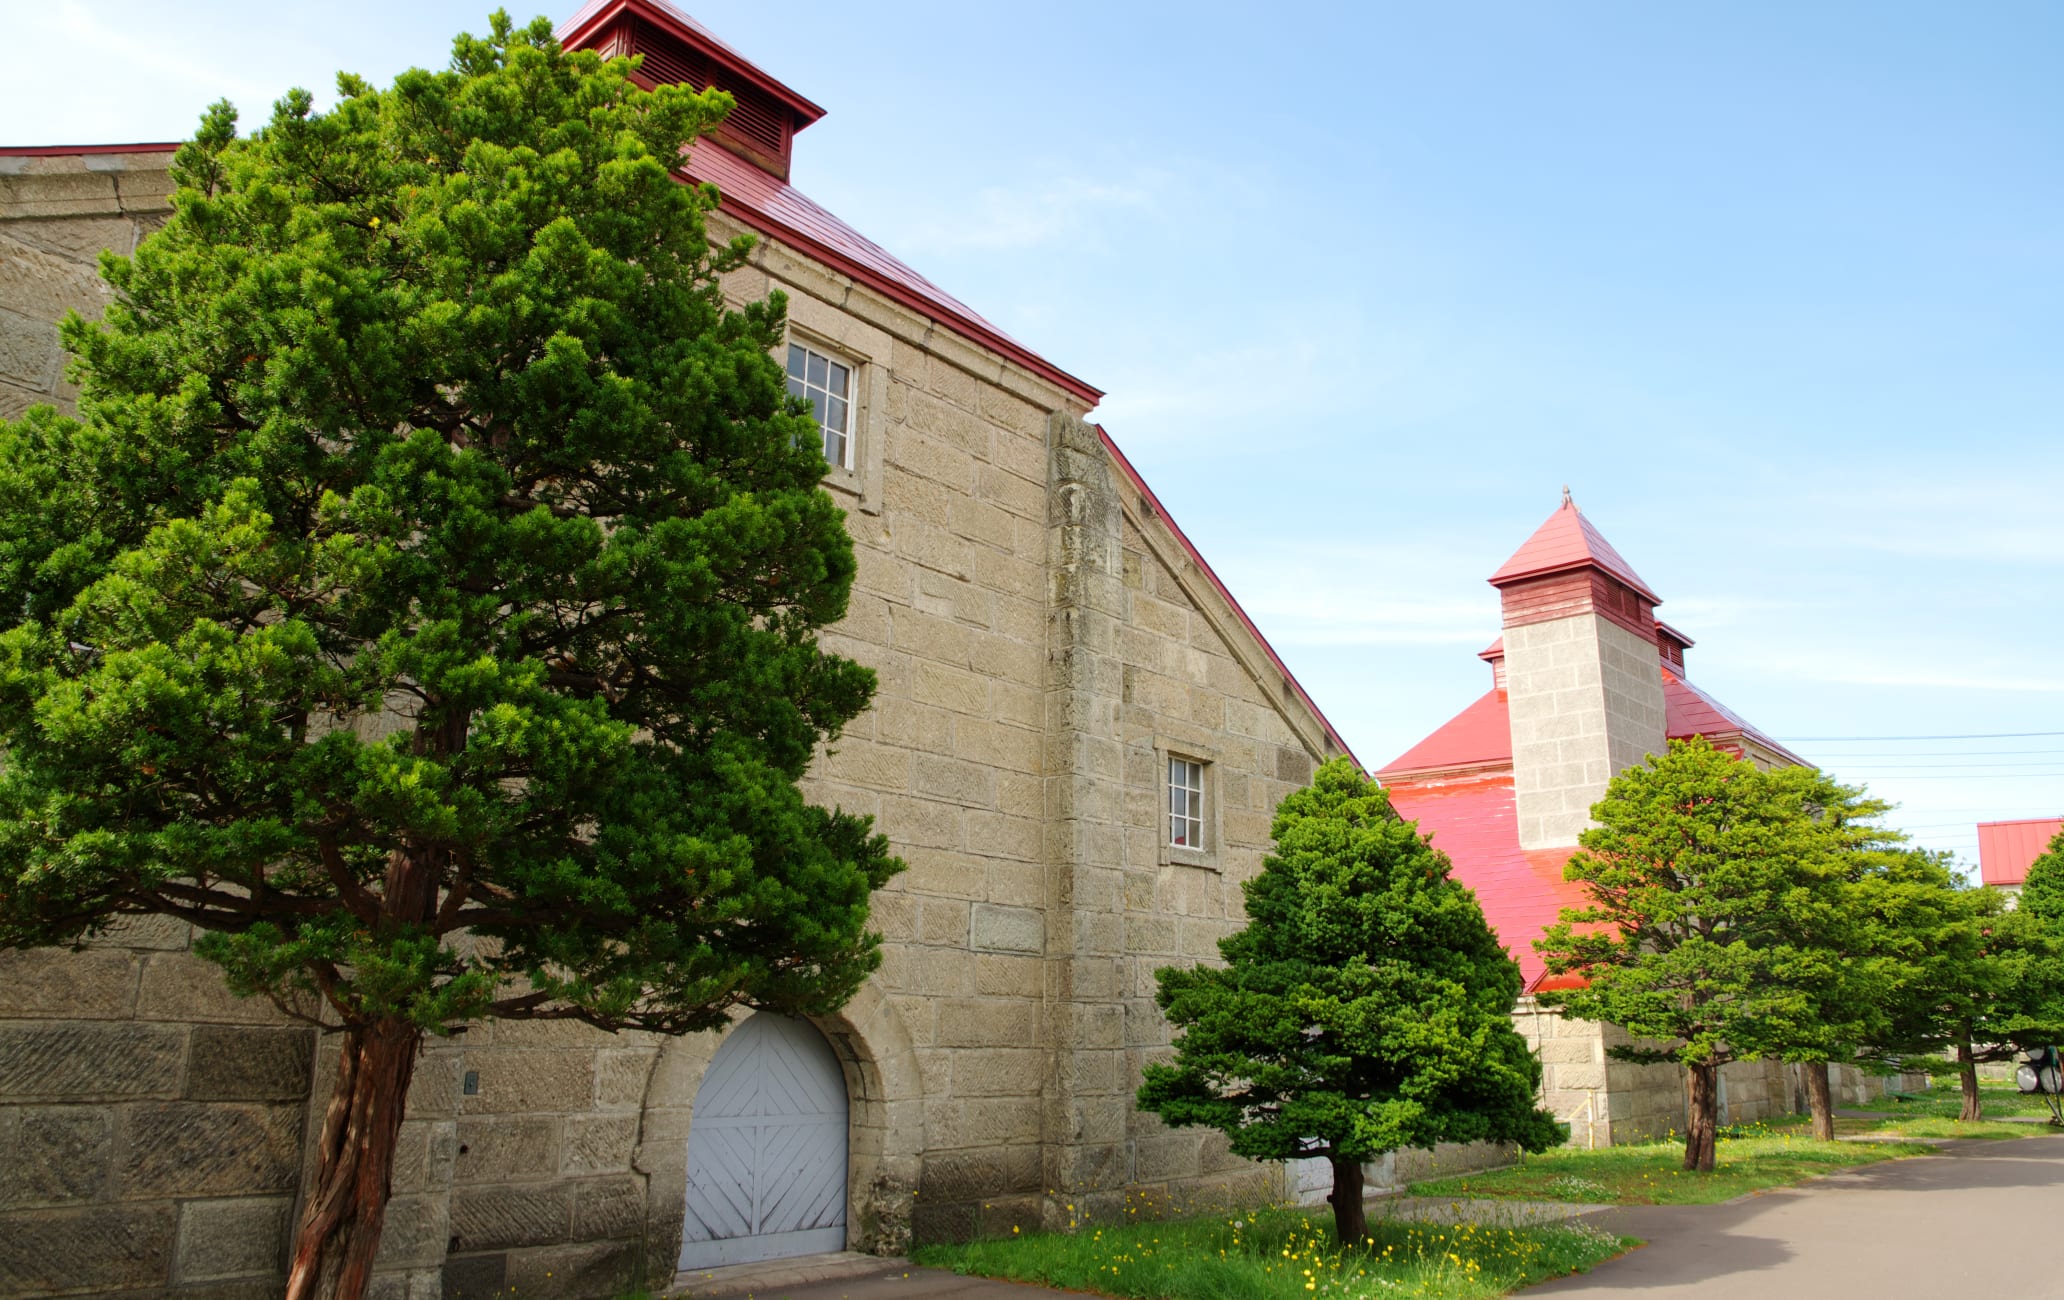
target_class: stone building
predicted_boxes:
[1376,495,1922,1147]
[0,4,1399,1297]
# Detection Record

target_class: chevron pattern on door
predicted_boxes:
[678,1014,849,1270]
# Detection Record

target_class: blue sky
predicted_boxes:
[7,1,2059,869]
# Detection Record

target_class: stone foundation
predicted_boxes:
[1516,997,1932,1148]
[0,925,313,1300]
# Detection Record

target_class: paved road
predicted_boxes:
[1528,1133,2064,1297]
[680,1134,2064,1298]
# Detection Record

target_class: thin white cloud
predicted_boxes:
[1210,541,1500,649]
[1743,472,2064,567]
[1097,317,1439,449]
[1732,645,2064,694]
[894,170,1167,252]
[29,1,280,111]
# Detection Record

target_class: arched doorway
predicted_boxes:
[678,1013,849,1270]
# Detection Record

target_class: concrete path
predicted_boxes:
[677,1135,2064,1298]
[1526,1133,2064,1296]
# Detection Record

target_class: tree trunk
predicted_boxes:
[1957,1040,1982,1123]
[1804,1061,1835,1141]
[1327,1155,1367,1245]
[284,1018,423,1300]
[1683,1062,1719,1173]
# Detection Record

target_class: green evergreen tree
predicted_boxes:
[1752,769,1906,1140]
[0,16,898,1298]
[1535,738,1863,1172]
[1138,759,1563,1245]
[2016,823,2064,928]
[1855,851,2064,1120]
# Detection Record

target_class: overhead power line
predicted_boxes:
[1820,748,2064,759]
[1780,730,2064,742]
[1825,762,2064,771]
[1842,772,2064,780]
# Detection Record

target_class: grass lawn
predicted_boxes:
[912,1204,1633,1300]
[1868,1080,2060,1124]
[1409,1130,1934,1206]
[1412,1082,2064,1207]
[1836,1114,2055,1141]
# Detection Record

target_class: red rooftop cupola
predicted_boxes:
[1488,486,1660,639]
[1655,621,1693,672]
[558,0,825,180]
[1491,491,1668,850]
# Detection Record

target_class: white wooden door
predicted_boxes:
[678,1014,849,1270]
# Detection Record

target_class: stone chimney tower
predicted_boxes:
[1489,493,1667,850]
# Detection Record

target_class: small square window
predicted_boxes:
[1169,757,1205,850]
[786,341,854,469]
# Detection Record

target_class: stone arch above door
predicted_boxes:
[634,981,925,1280]
[677,1013,848,1269]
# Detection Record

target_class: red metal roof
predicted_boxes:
[1380,661,1802,986]
[1380,662,1797,782]
[557,0,827,125]
[1384,773,1584,990]
[1097,427,1355,768]
[679,140,1099,405]
[554,1,1102,406]
[0,133,1101,406]
[1488,499,1660,603]
[1378,689,1511,778]
[1978,817,2063,888]
[1661,666,1806,766]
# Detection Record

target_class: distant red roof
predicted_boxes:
[1489,499,1660,603]
[1978,818,2063,888]
[1385,773,1585,990]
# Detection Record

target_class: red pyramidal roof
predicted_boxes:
[1488,498,1659,602]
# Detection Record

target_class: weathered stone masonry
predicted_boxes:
[0,115,1372,1295]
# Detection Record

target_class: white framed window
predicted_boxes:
[786,341,854,469]
[1169,757,1205,850]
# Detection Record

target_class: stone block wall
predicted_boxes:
[0,156,1356,1297]
[378,1019,655,1300]
[0,150,172,419]
[1503,613,1667,851]
[1596,618,1668,780]
[0,155,319,1300]
[0,926,315,1300]
[712,225,1349,1244]
[1516,998,1930,1150]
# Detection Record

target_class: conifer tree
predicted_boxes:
[0,16,899,1298]
[1535,738,1863,1172]
[2016,824,2064,928]
[1856,851,2064,1121]
[1138,759,1563,1245]
[1751,769,1906,1140]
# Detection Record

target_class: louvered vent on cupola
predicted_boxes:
[561,0,825,181]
